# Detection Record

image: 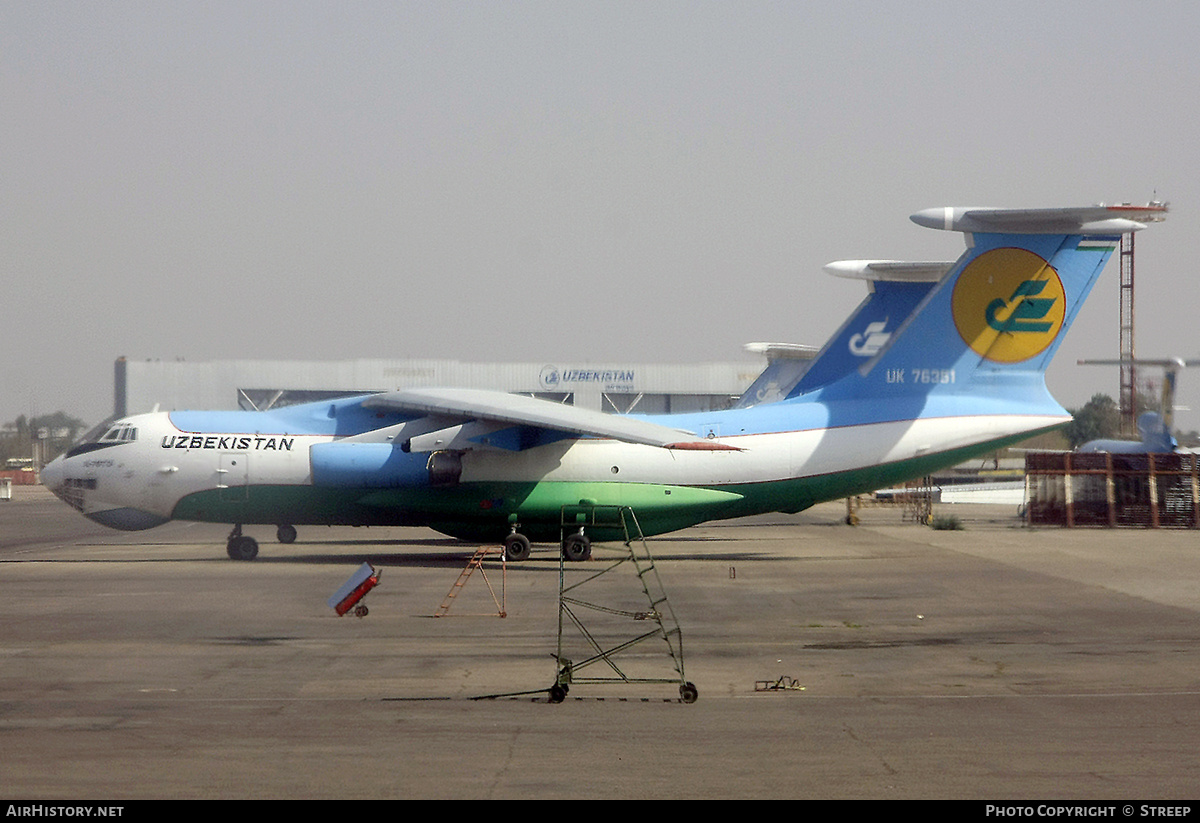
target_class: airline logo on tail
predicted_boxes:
[951,248,1066,363]
[848,320,891,357]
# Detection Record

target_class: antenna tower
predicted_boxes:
[1119,232,1137,436]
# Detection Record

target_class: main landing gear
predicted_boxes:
[503,530,532,562]
[562,529,592,562]
[502,527,592,562]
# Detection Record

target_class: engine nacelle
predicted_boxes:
[425,450,462,487]
[310,442,430,488]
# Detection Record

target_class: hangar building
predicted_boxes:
[113,356,769,418]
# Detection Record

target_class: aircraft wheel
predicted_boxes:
[549,684,567,704]
[562,533,591,562]
[227,535,259,561]
[504,533,532,561]
[680,682,699,704]
[276,524,297,544]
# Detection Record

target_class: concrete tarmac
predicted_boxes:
[2,486,1199,799]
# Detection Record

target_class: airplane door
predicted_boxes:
[219,452,249,501]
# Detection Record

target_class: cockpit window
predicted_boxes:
[77,416,118,446]
[64,418,137,458]
[101,425,137,442]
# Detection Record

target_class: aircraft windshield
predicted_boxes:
[64,415,135,459]
[99,425,138,442]
[76,415,119,446]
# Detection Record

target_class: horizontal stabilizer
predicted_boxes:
[824,260,954,282]
[911,204,1168,235]
[743,342,820,361]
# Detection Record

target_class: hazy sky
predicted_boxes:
[3,2,1197,428]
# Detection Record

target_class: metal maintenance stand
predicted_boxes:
[550,505,697,704]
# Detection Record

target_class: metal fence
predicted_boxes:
[1024,452,1200,528]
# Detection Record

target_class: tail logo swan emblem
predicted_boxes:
[848,320,891,357]
[951,247,1066,363]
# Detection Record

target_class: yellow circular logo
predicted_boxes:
[951,247,1065,363]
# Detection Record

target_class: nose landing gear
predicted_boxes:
[226,525,259,561]
[224,524,298,560]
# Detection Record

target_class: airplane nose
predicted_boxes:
[41,454,65,497]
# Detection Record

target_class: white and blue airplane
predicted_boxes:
[1075,357,1199,454]
[42,204,1167,560]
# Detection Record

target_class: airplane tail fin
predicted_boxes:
[736,343,820,407]
[1137,412,1178,453]
[780,260,951,399]
[805,205,1167,411]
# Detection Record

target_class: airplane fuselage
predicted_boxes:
[43,395,1066,545]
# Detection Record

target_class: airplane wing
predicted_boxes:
[361,387,741,452]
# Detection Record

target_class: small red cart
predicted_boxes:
[328,562,380,618]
